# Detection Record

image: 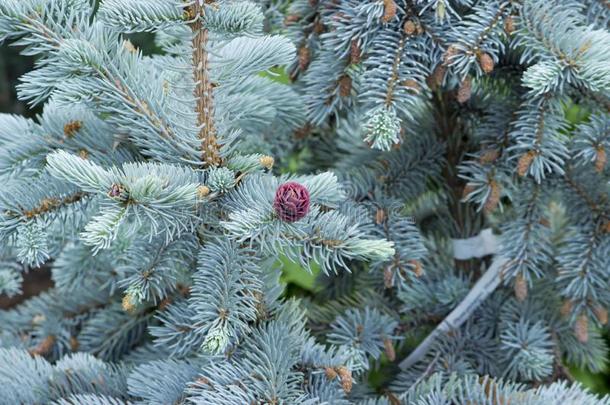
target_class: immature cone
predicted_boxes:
[336,366,353,393]
[574,314,589,343]
[517,151,536,177]
[478,52,494,74]
[595,146,606,173]
[514,274,528,302]
[382,0,397,22]
[457,77,472,104]
[273,182,310,222]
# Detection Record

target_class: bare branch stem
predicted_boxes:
[190,1,221,166]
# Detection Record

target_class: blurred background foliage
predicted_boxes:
[0,10,608,394]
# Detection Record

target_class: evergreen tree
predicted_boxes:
[0,0,608,404]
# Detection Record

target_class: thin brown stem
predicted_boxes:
[190,1,221,167]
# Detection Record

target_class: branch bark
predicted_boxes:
[190,1,221,167]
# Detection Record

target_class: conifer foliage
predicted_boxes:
[0,0,608,404]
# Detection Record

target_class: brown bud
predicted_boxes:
[63,120,83,137]
[517,150,537,177]
[427,65,446,90]
[29,335,56,356]
[70,336,79,351]
[443,45,459,66]
[108,183,126,199]
[337,366,352,393]
[403,20,416,35]
[387,392,402,405]
[294,123,312,140]
[594,306,608,325]
[514,274,528,302]
[382,0,397,22]
[575,314,589,343]
[504,16,515,34]
[78,149,89,160]
[595,146,606,173]
[123,39,137,53]
[284,14,301,25]
[195,376,212,387]
[484,179,501,213]
[384,337,396,361]
[197,185,211,198]
[122,293,136,313]
[456,77,472,104]
[409,259,423,277]
[325,367,338,380]
[158,297,172,311]
[183,8,196,21]
[478,377,510,405]
[539,217,550,227]
[383,266,394,289]
[32,314,45,325]
[332,12,348,23]
[402,79,420,92]
[478,52,495,74]
[375,208,386,225]
[560,300,573,317]
[259,156,275,170]
[602,220,610,234]
[350,40,362,64]
[298,46,311,70]
[313,18,325,34]
[480,148,500,164]
[462,183,476,199]
[338,75,352,97]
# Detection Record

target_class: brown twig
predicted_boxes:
[190,1,221,167]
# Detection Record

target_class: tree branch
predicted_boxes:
[190,1,221,167]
